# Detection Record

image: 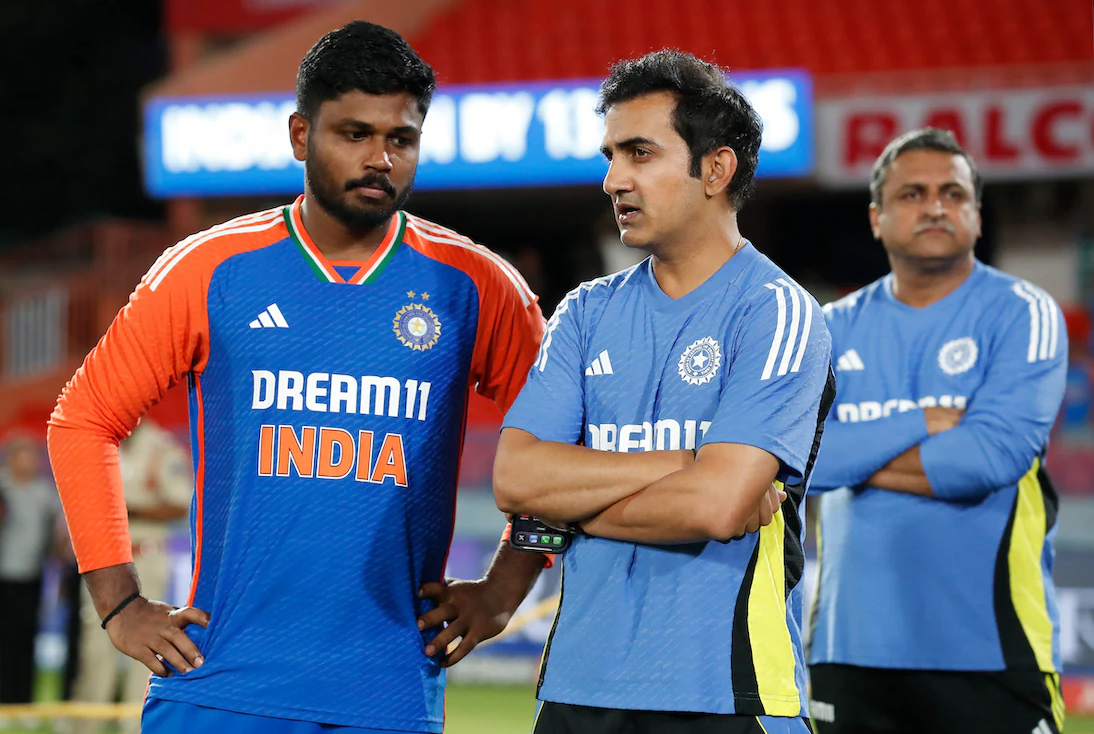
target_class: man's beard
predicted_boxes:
[307,159,414,234]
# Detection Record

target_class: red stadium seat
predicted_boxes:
[412,0,1093,82]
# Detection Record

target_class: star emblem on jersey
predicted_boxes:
[393,304,441,351]
[678,337,722,386]
[938,337,978,375]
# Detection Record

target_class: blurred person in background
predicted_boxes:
[47,20,547,734]
[808,128,1068,734]
[0,433,61,704]
[54,512,82,702]
[71,418,191,733]
[494,50,832,734]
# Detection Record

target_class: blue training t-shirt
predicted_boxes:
[808,262,1067,673]
[504,243,833,717]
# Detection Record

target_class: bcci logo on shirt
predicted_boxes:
[678,336,722,386]
[938,337,978,375]
[393,304,441,351]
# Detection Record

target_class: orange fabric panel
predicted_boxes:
[402,214,546,415]
[403,215,551,569]
[47,208,288,573]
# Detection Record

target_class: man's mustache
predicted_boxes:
[914,219,956,234]
[345,175,396,197]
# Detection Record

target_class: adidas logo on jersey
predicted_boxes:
[835,349,865,371]
[585,350,614,376]
[249,304,289,329]
[1032,719,1053,734]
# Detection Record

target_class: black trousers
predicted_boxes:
[809,663,1064,734]
[0,577,43,703]
[533,701,813,734]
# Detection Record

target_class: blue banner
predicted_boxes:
[143,71,813,198]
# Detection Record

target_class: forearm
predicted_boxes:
[494,433,690,521]
[880,445,925,474]
[479,543,545,614]
[919,422,1041,501]
[867,469,934,496]
[810,410,929,491]
[580,449,775,543]
[865,446,935,496]
[580,482,720,544]
[83,563,141,620]
[128,504,189,522]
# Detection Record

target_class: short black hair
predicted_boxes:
[596,49,763,211]
[870,127,983,206]
[296,21,436,121]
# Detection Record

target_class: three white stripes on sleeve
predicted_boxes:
[1012,283,1061,363]
[761,278,814,381]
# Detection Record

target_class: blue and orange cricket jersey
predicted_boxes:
[47,196,544,731]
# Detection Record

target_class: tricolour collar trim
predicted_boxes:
[284,196,404,285]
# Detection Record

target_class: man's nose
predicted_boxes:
[363,140,393,172]
[602,160,631,197]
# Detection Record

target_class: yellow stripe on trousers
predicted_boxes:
[746,489,801,716]
[1008,458,1055,673]
[1046,672,1066,731]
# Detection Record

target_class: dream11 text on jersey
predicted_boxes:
[249,369,433,485]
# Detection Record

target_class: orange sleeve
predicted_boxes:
[47,247,212,573]
[463,255,552,567]
[468,258,545,415]
[463,248,548,565]
[401,217,550,568]
[401,216,545,414]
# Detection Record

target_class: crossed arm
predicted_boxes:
[493,428,785,544]
[863,407,963,497]
[830,398,1052,503]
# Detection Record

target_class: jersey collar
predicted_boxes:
[641,242,758,313]
[283,195,406,285]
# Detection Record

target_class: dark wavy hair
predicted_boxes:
[597,49,763,211]
[296,21,436,120]
[870,127,983,206]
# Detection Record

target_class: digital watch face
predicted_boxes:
[510,515,572,553]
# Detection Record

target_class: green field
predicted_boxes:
[442,686,1094,734]
[447,686,1093,734]
[1,683,1091,733]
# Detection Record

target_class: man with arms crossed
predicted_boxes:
[495,51,833,734]
[808,128,1068,734]
[48,21,546,734]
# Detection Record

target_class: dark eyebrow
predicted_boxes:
[335,119,374,130]
[600,136,661,158]
[334,120,420,135]
[895,181,968,194]
[939,181,969,193]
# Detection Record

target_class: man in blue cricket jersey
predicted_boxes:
[494,50,834,734]
[807,128,1069,734]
